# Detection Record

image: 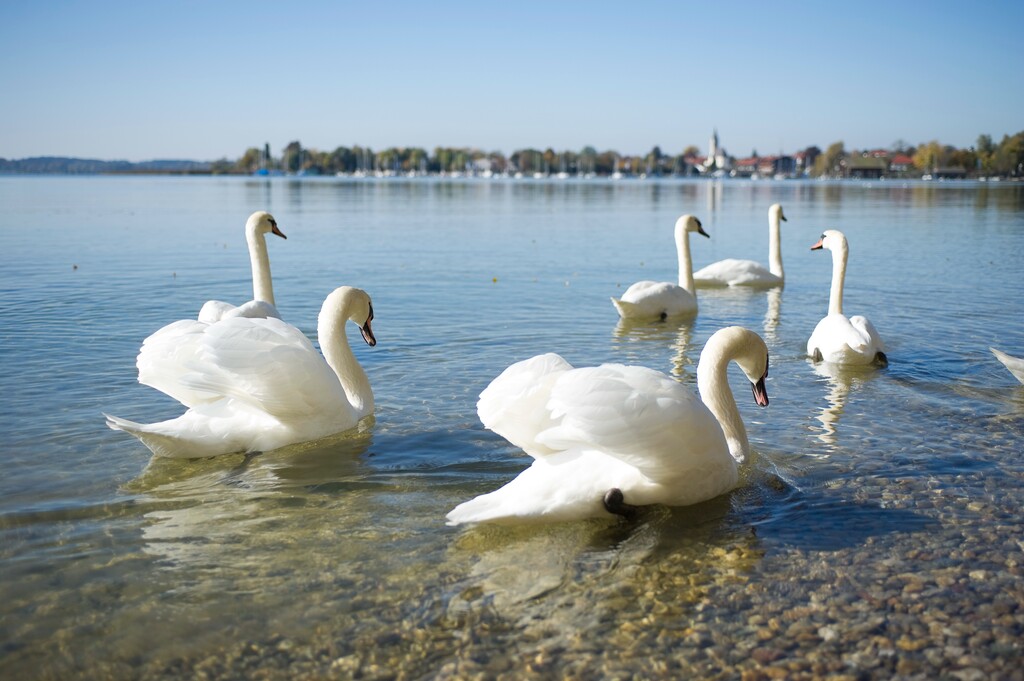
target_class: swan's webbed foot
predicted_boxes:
[603,488,640,520]
[810,348,823,362]
[874,351,888,367]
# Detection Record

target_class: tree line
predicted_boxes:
[216,131,1023,179]
[810,132,1024,178]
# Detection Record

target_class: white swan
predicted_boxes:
[611,215,709,321]
[991,348,1024,384]
[197,211,287,323]
[106,286,376,458]
[446,326,770,526]
[693,203,787,288]
[807,230,887,366]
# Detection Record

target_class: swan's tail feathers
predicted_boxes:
[446,492,510,526]
[104,413,196,459]
[991,347,1024,384]
[610,297,635,318]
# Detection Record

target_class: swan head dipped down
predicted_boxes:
[319,286,376,347]
[247,210,287,241]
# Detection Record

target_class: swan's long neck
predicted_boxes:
[318,311,373,416]
[697,347,750,463]
[828,243,848,316]
[768,211,784,278]
[246,228,275,306]
[675,228,695,293]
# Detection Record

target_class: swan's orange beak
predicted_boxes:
[810,236,824,250]
[271,224,287,239]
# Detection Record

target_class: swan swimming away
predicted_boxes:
[611,215,709,321]
[446,326,770,526]
[991,348,1024,384]
[197,211,287,323]
[106,286,376,458]
[693,203,788,288]
[806,230,887,366]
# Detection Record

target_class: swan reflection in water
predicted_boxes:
[611,318,694,381]
[126,423,374,569]
[808,361,877,451]
[763,287,782,344]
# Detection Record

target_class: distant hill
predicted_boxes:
[0,156,212,174]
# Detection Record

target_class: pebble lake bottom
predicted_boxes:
[1,175,1022,679]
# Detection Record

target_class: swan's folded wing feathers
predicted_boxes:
[849,315,884,351]
[177,317,349,420]
[477,353,573,458]
[137,319,213,407]
[537,364,715,478]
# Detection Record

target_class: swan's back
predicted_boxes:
[198,299,281,324]
[139,316,353,422]
[693,258,780,288]
[612,280,696,319]
[807,313,884,365]
[538,363,728,478]
[479,358,729,477]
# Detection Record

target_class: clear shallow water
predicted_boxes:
[1,176,1023,679]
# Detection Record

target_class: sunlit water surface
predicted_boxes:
[2,176,1023,679]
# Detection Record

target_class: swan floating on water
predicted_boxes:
[611,215,709,321]
[806,230,887,366]
[198,211,287,323]
[106,286,377,458]
[991,347,1024,384]
[446,326,770,526]
[693,203,787,288]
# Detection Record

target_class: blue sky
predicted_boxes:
[1,1,1021,161]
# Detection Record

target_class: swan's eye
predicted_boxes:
[819,233,826,241]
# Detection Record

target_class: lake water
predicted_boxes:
[1,175,1023,679]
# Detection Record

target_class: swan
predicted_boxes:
[693,203,787,287]
[611,215,709,321]
[197,211,287,323]
[106,286,377,458]
[991,348,1024,384]
[445,326,770,526]
[807,230,887,366]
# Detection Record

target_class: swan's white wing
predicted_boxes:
[848,315,884,352]
[991,348,1024,384]
[177,317,350,421]
[477,353,574,458]
[536,364,724,479]
[137,319,213,407]
[693,259,779,287]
